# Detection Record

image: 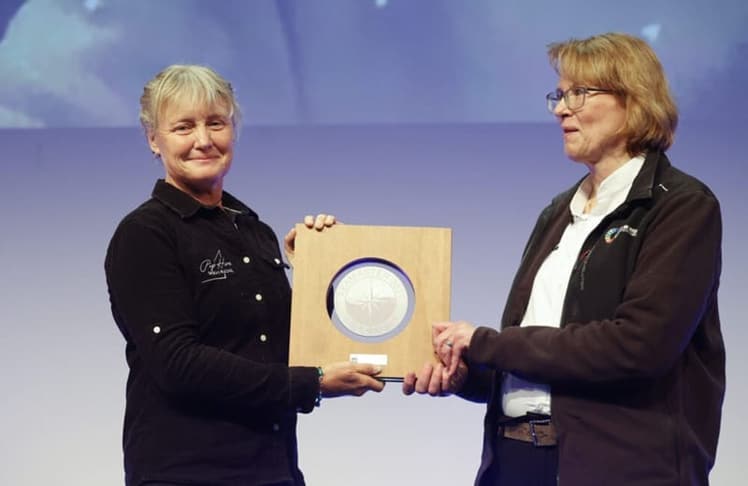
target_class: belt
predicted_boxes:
[499,418,557,447]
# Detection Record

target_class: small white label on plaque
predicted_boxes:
[349,353,388,366]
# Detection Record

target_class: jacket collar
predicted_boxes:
[151,179,257,219]
[550,150,669,212]
[625,150,669,202]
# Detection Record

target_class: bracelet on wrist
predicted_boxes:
[315,366,324,407]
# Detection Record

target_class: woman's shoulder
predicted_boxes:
[658,162,718,201]
[110,197,177,241]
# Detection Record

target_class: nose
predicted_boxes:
[553,97,570,118]
[193,125,213,149]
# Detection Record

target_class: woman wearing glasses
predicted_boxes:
[405,33,725,485]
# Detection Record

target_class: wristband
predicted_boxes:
[315,366,324,407]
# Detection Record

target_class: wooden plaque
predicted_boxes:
[289,224,451,380]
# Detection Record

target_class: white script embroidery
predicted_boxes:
[200,250,235,283]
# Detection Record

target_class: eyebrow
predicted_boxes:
[168,113,228,124]
[166,117,195,127]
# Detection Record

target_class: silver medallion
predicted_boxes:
[329,259,415,342]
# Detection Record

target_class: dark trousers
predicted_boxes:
[141,483,294,486]
[141,481,293,486]
[489,436,559,486]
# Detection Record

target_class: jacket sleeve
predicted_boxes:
[466,189,722,384]
[105,217,320,413]
[457,366,494,403]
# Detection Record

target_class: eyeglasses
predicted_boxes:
[546,86,615,113]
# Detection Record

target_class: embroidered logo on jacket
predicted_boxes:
[200,250,235,283]
[604,225,639,244]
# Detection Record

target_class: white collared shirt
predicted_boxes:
[501,155,645,417]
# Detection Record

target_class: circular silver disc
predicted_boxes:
[329,259,415,342]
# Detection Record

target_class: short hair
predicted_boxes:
[139,64,241,133]
[547,32,678,154]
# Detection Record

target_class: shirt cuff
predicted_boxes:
[288,366,321,413]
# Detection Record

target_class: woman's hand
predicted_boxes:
[432,321,477,375]
[402,360,469,396]
[283,213,337,267]
[319,361,385,397]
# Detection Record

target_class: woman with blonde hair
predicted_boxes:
[406,33,725,486]
[106,64,384,486]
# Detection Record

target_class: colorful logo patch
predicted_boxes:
[604,225,639,244]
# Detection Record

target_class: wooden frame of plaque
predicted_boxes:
[289,224,451,381]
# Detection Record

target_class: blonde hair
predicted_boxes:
[139,64,241,133]
[547,32,677,154]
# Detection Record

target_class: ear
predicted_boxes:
[147,129,160,157]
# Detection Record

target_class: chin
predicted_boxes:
[564,150,582,163]
[564,146,592,164]
[191,165,229,180]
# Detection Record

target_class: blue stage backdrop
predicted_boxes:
[0,1,746,485]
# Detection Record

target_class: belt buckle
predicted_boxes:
[528,418,550,447]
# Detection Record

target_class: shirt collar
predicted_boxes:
[570,155,646,218]
[151,179,257,219]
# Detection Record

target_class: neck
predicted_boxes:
[192,190,223,207]
[584,151,630,196]
[579,149,631,214]
[166,178,223,207]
